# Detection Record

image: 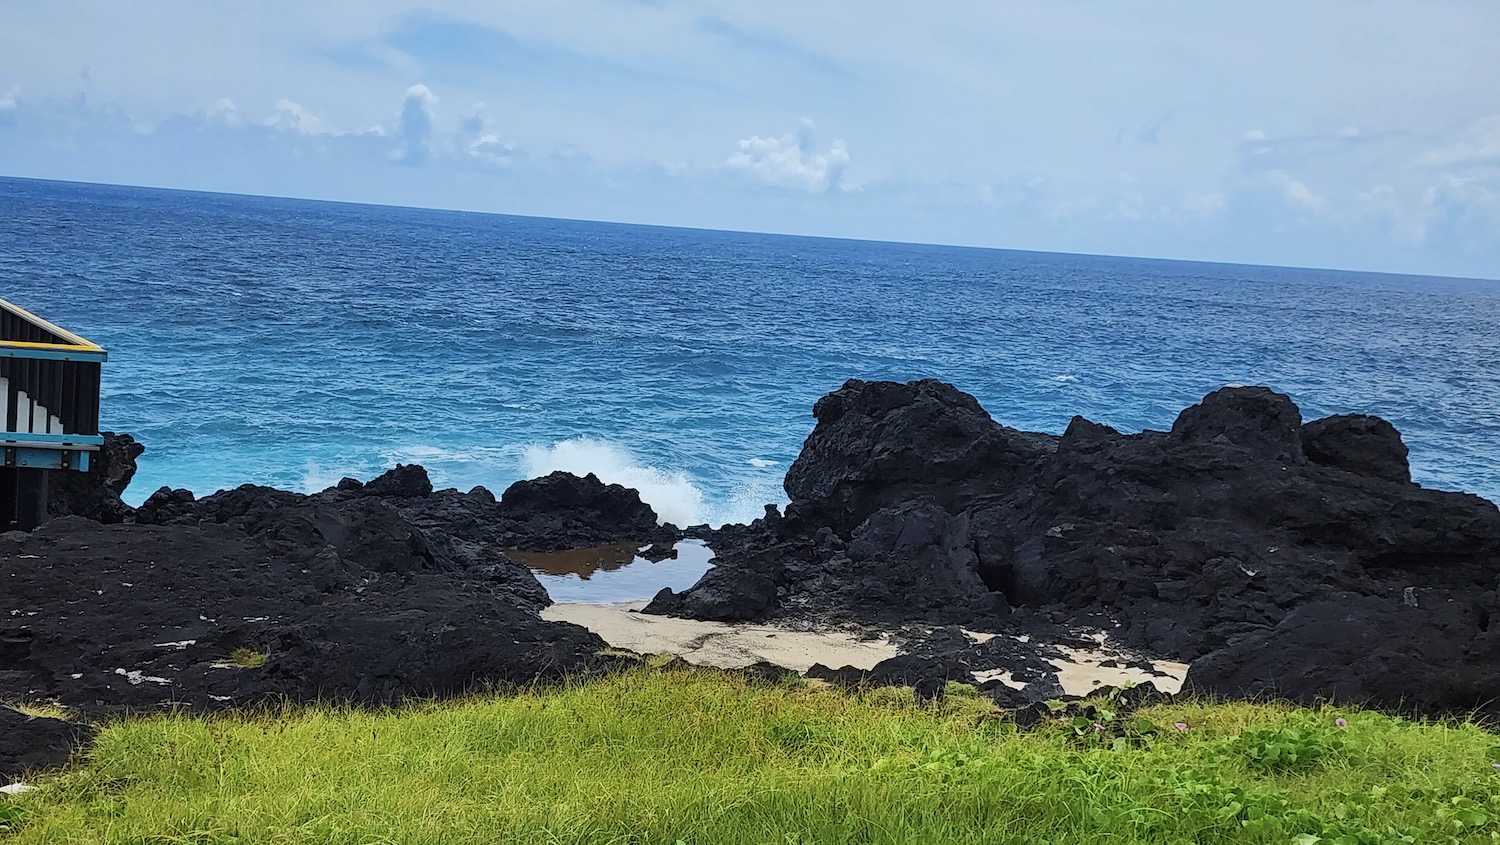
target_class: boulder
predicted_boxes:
[1170,386,1305,463]
[1183,595,1485,711]
[1301,414,1411,484]
[131,471,552,610]
[783,378,1056,535]
[498,471,664,551]
[644,567,779,622]
[360,463,433,498]
[133,486,197,525]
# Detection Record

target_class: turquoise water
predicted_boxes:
[3,176,1497,524]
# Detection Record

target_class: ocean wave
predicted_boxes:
[521,437,709,527]
[708,477,788,527]
[298,460,351,494]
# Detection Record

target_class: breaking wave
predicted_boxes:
[522,437,704,526]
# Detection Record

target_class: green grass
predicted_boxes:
[226,649,268,669]
[2,701,72,722]
[4,667,1500,844]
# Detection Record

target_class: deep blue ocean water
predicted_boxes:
[2,176,1497,526]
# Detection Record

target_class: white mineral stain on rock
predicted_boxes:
[113,668,172,686]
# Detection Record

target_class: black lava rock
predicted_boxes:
[0,707,91,780]
[498,471,662,551]
[1301,414,1411,484]
[651,379,1500,715]
[46,432,144,524]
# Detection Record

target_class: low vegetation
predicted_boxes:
[4,667,1499,844]
[1,702,70,722]
[226,648,269,670]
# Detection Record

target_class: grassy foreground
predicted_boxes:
[4,667,1500,845]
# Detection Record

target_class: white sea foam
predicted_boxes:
[522,438,708,527]
[709,478,788,527]
[1051,374,1078,383]
[298,460,346,494]
[520,438,789,529]
[295,439,782,530]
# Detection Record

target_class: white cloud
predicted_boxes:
[1228,118,1500,253]
[395,83,435,165]
[0,86,18,125]
[266,99,328,135]
[469,134,518,164]
[726,118,850,192]
[458,101,519,164]
[206,97,242,128]
[1269,169,1327,212]
[1429,174,1500,230]
[1418,114,1500,168]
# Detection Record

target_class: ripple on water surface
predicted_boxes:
[4,177,1498,517]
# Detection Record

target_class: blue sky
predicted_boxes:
[2,1,1498,279]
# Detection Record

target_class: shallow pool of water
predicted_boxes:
[517,540,715,603]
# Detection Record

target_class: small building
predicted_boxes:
[0,298,106,531]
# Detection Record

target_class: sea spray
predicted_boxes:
[521,437,708,527]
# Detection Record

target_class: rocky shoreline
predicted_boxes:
[5,379,1499,779]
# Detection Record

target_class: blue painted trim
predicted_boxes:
[6,447,90,471]
[0,432,104,448]
[0,347,108,363]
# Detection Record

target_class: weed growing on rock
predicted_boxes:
[227,648,268,669]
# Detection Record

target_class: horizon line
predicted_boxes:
[6,173,1497,285]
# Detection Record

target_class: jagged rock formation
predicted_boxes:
[45,432,143,524]
[2,464,679,718]
[648,379,1500,713]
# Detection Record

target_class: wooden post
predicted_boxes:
[16,467,48,531]
[0,466,48,532]
[0,467,15,532]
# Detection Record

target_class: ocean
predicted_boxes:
[3,175,1498,527]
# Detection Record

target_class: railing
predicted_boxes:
[0,298,106,472]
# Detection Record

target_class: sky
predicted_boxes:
[2,1,1499,280]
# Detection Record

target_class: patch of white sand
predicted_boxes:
[1049,645,1188,696]
[969,630,1188,697]
[547,603,1189,696]
[542,601,897,672]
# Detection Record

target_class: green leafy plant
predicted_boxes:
[0,801,28,832]
[1228,724,1344,773]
